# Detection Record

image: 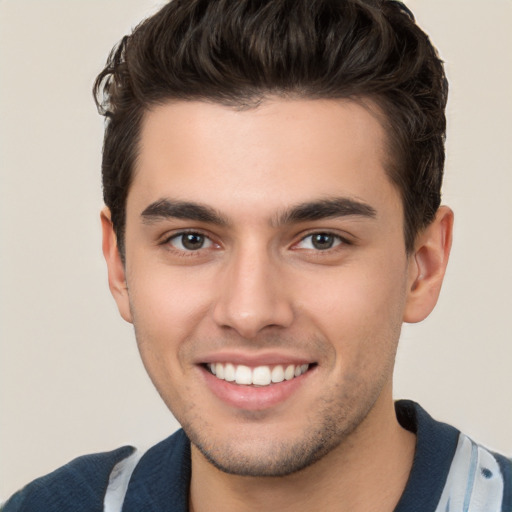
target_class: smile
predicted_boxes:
[206,363,311,386]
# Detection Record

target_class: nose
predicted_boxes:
[212,245,294,339]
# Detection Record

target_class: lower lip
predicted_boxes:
[200,366,313,411]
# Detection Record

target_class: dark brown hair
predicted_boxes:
[94,0,448,256]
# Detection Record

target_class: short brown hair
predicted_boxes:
[94,0,448,257]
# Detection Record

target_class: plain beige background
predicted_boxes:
[1,0,511,501]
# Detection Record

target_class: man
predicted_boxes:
[3,0,510,511]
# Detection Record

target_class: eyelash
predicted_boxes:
[161,230,219,255]
[293,232,350,251]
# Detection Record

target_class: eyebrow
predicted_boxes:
[141,199,228,226]
[140,196,377,226]
[273,197,377,226]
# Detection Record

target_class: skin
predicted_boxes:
[102,98,453,511]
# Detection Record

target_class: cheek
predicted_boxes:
[130,261,212,317]
[127,270,210,412]
[126,263,215,369]
[296,258,408,355]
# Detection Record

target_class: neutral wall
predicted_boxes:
[1,0,511,500]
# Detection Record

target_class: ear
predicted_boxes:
[403,206,454,323]
[100,207,133,323]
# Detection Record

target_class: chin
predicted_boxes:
[193,435,336,477]
[184,402,369,477]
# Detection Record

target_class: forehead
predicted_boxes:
[129,98,400,220]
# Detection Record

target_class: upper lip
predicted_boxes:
[195,351,316,367]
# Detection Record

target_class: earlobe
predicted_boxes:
[403,206,454,323]
[100,208,133,324]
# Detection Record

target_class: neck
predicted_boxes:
[189,392,416,512]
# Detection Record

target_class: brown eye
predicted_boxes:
[169,232,213,251]
[311,233,335,250]
[295,232,344,251]
[182,233,205,250]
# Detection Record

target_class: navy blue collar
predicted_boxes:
[394,400,459,511]
[123,430,191,512]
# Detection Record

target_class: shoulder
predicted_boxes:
[1,445,135,512]
[1,430,191,512]
[437,433,512,511]
[394,400,512,512]
[493,451,512,510]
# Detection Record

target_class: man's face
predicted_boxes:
[115,98,416,476]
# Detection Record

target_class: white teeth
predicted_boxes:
[207,362,310,386]
[284,364,295,380]
[252,366,272,386]
[224,363,236,382]
[235,365,252,385]
[215,363,225,379]
[271,365,285,383]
